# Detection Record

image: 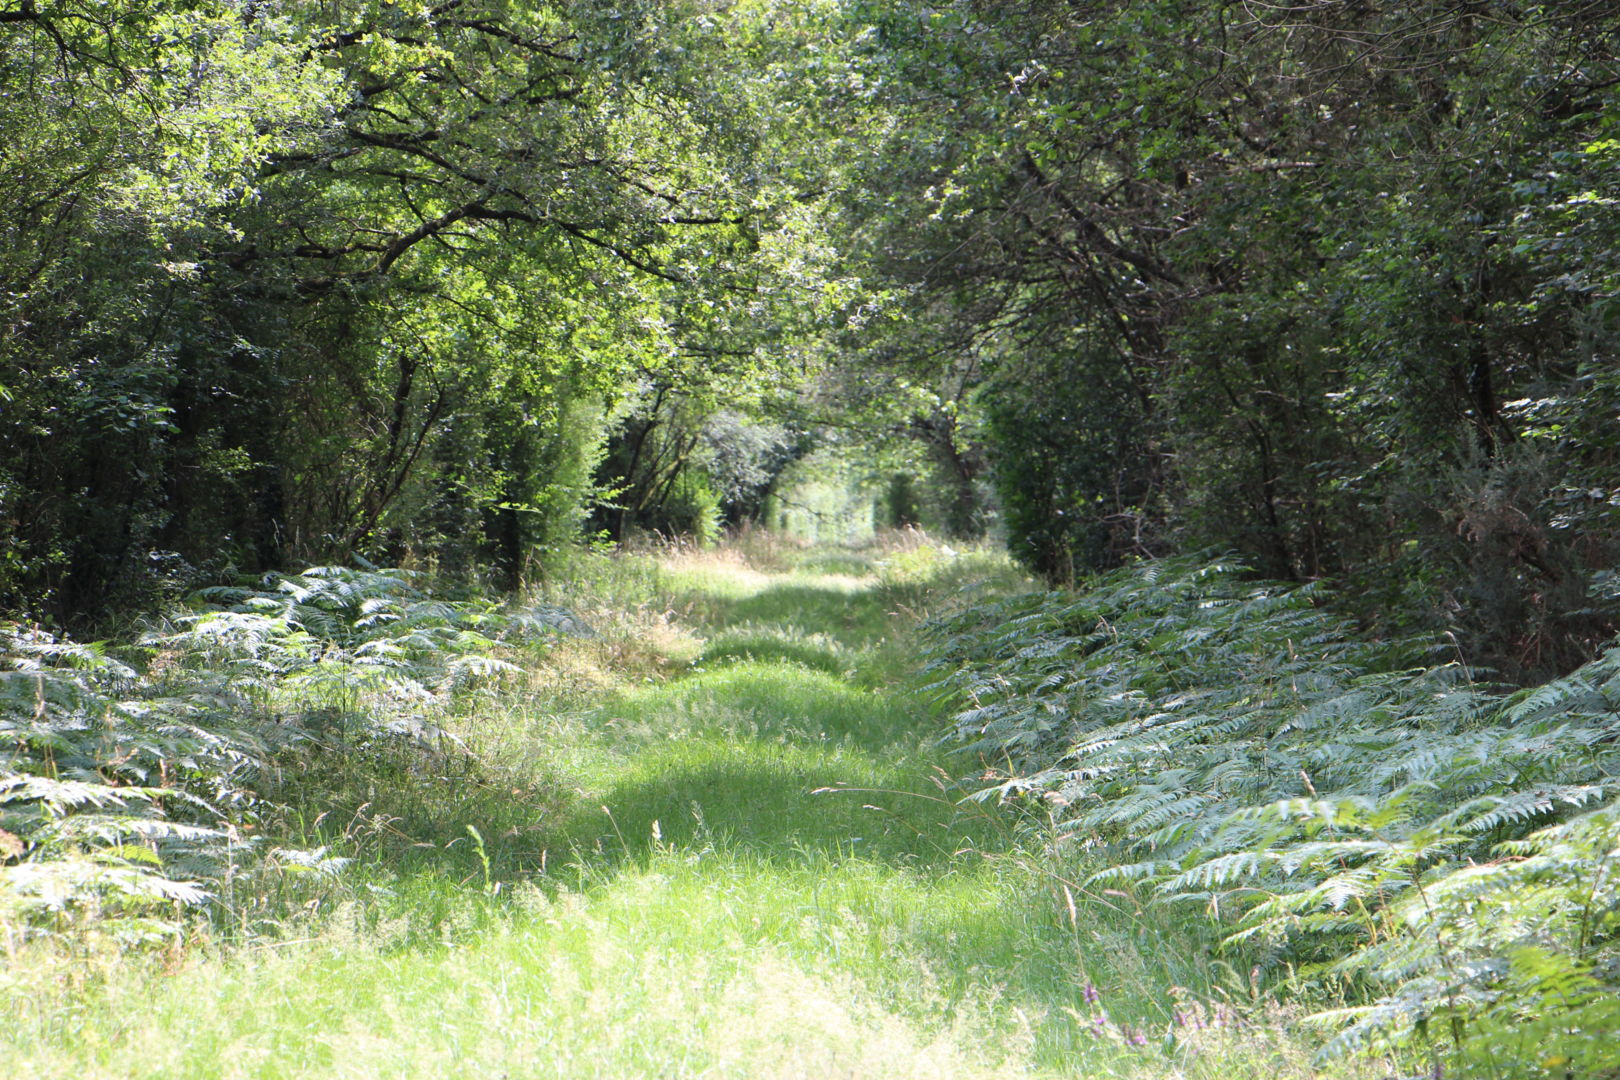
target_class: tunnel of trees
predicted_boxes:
[4,0,1619,680]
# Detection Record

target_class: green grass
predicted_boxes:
[2,537,1342,1079]
[696,624,853,676]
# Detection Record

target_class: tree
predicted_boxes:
[837,0,1620,676]
[1,0,853,621]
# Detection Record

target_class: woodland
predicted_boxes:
[5,2,1620,1078]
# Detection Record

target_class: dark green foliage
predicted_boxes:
[699,411,802,527]
[844,0,1620,677]
[982,350,1156,582]
[592,386,734,544]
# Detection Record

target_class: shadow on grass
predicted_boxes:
[532,733,1222,1062]
[275,663,1220,1069]
[681,582,900,647]
[548,740,988,869]
[283,552,1221,1058]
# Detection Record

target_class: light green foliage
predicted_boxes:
[764,446,895,543]
[926,557,1620,1074]
[1,566,580,939]
[1319,804,1620,1075]
[0,0,864,619]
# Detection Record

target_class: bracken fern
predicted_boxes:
[923,556,1620,1076]
[1,567,586,943]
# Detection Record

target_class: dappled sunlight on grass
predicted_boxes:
[6,840,1321,1080]
[12,862,1045,1080]
[699,580,893,644]
[698,622,853,676]
[603,660,915,746]
[6,539,1338,1080]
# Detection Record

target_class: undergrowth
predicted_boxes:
[4,534,1423,1079]
[924,556,1620,1077]
[1,565,585,945]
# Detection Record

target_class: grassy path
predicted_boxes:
[7,543,1305,1079]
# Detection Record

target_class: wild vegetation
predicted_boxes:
[6,536,1323,1080]
[925,557,1620,1076]
[5,0,1620,1076]
[6,0,1618,674]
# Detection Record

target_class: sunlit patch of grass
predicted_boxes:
[535,603,707,696]
[791,544,884,576]
[5,537,1347,1079]
[5,839,1335,1080]
[603,661,917,746]
[8,856,1039,1080]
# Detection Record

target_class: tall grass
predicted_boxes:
[5,535,1352,1079]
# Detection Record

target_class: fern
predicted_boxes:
[2,566,589,942]
[923,556,1620,1075]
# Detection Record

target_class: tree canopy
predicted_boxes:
[4,0,1619,676]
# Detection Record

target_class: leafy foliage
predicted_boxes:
[925,557,1620,1074]
[0,0,856,621]
[843,0,1620,677]
[1,620,261,937]
[1,566,581,940]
